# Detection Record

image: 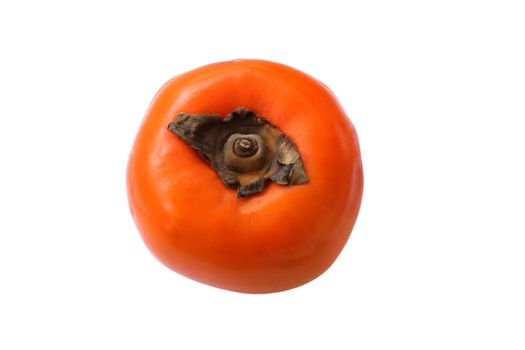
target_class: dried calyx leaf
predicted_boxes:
[168,107,308,197]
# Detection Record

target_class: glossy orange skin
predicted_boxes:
[127,59,363,293]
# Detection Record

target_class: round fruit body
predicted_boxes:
[127,59,363,293]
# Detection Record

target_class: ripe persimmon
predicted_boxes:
[127,59,363,293]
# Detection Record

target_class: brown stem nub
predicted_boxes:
[168,107,308,198]
[233,137,258,157]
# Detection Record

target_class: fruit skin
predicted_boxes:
[127,59,363,293]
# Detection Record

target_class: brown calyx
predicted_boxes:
[168,107,308,198]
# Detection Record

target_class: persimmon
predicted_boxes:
[127,59,363,293]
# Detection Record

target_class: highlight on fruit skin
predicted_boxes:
[126,59,363,293]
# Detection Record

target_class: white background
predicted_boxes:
[1,1,524,349]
